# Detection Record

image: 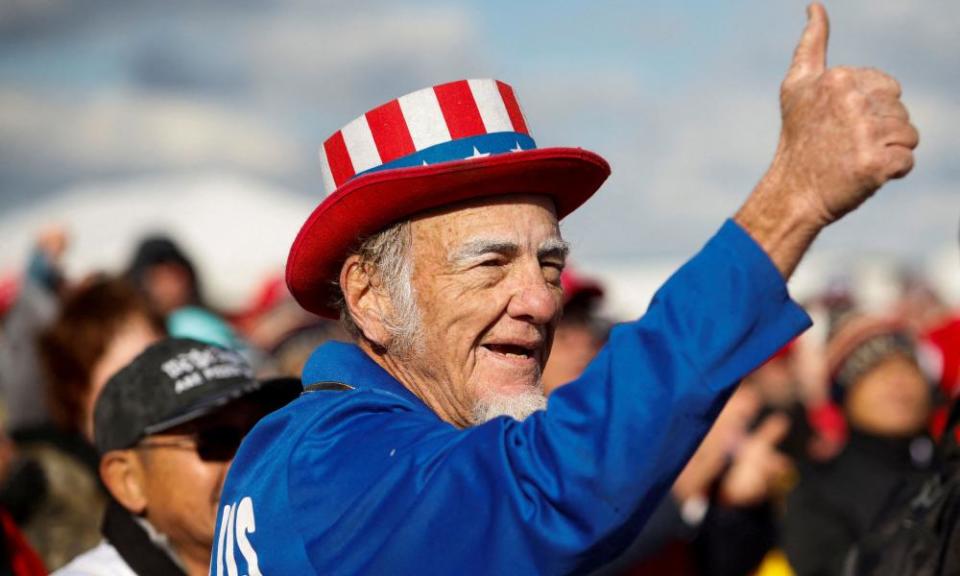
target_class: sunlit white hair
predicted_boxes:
[334,220,422,357]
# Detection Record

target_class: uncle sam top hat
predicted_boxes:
[287,78,610,318]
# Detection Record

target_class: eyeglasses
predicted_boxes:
[136,427,247,462]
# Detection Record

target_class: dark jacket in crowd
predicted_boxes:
[782,429,935,576]
[595,492,778,576]
[0,426,105,571]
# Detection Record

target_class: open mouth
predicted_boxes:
[483,343,537,360]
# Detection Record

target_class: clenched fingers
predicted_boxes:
[882,144,916,180]
[876,117,919,149]
[849,67,918,184]
[868,94,910,122]
[856,67,902,98]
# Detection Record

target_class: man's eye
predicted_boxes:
[478,258,505,268]
[542,262,564,284]
[541,261,565,272]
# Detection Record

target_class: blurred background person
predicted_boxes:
[542,267,611,394]
[126,235,203,319]
[39,277,164,441]
[782,314,936,576]
[0,276,164,571]
[903,272,960,438]
[600,380,796,576]
[0,414,46,576]
[125,235,242,351]
[229,274,349,378]
[0,227,69,434]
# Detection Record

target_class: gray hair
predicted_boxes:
[334,220,422,356]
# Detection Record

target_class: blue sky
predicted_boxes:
[1,0,957,269]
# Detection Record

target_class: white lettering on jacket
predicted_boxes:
[215,497,261,576]
[236,497,262,576]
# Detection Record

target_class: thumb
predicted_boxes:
[786,3,830,84]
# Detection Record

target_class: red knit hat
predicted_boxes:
[826,314,917,401]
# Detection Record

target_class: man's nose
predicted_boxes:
[506,268,560,325]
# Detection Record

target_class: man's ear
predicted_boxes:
[340,255,394,349]
[100,450,148,514]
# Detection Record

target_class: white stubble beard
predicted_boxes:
[470,386,548,425]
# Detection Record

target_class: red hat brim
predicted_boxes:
[286,147,610,318]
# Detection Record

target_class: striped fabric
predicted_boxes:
[318,79,534,195]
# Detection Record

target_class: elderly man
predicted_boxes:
[54,339,299,576]
[213,5,917,574]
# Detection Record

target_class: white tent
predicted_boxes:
[0,172,317,308]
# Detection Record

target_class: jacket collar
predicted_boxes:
[301,341,432,412]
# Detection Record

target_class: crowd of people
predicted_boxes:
[1,211,957,576]
[564,266,960,575]
[0,3,955,575]
[0,228,343,574]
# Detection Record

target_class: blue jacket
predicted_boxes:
[211,221,810,575]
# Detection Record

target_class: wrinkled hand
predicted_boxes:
[736,3,919,278]
[772,3,918,225]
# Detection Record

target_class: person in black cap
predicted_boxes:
[126,236,203,318]
[53,338,300,576]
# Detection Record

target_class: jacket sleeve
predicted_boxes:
[289,220,812,575]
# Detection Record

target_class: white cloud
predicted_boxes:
[241,3,485,115]
[850,0,960,54]
[0,89,304,176]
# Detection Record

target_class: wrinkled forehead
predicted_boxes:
[410,194,563,255]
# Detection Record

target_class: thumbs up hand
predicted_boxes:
[776,3,917,222]
[736,4,918,278]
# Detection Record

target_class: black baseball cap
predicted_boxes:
[93,337,300,454]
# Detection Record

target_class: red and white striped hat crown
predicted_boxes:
[319,79,533,195]
[287,78,610,318]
